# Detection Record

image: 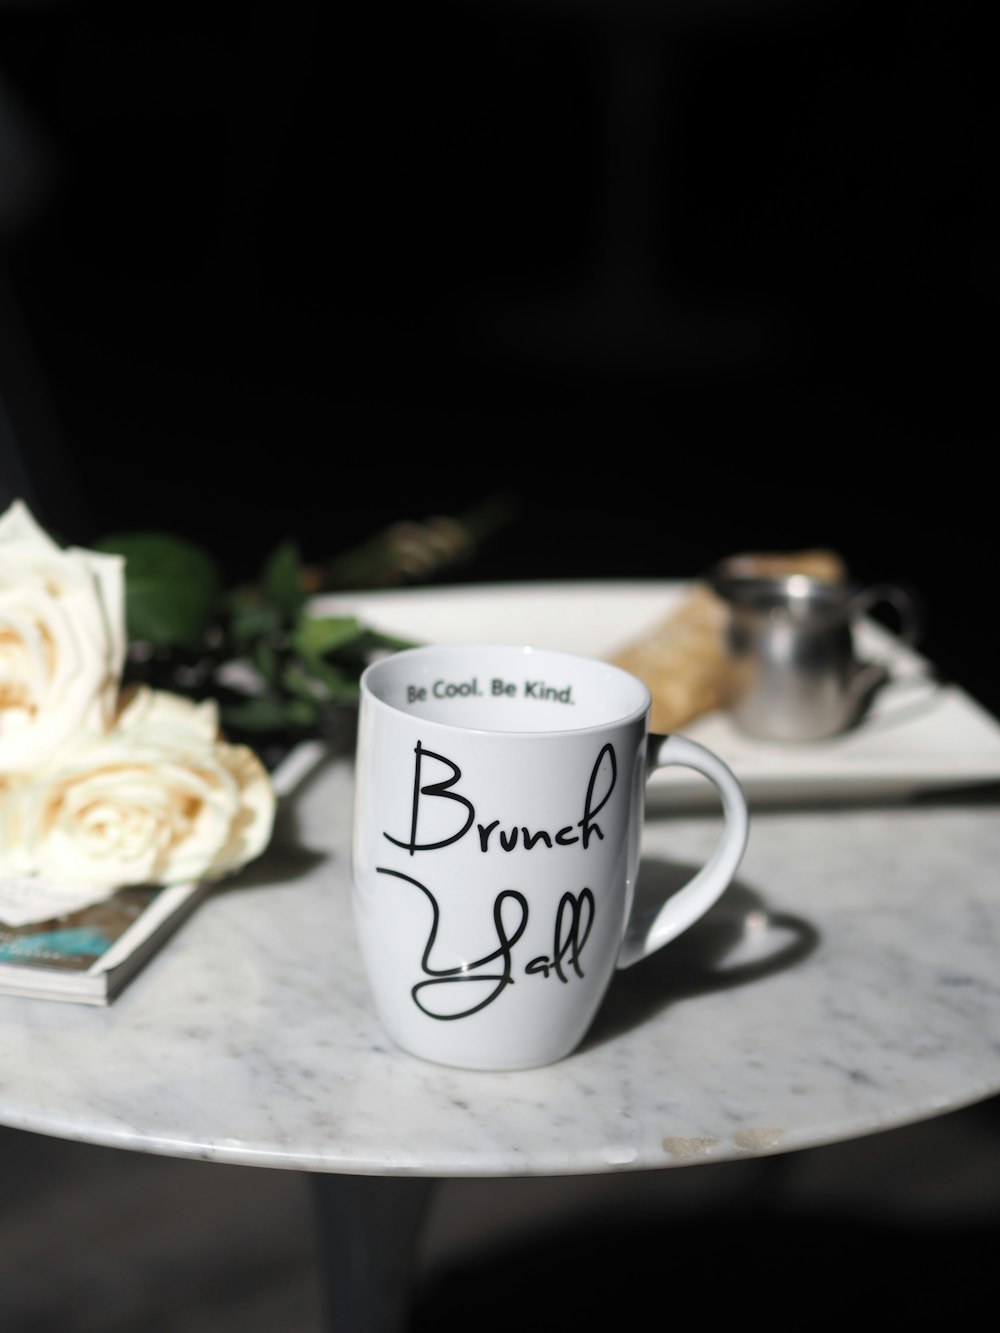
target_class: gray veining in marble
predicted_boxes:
[1,756,999,1177]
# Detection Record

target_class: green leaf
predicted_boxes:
[227,595,285,651]
[308,658,361,698]
[262,540,307,615]
[364,629,418,654]
[221,693,319,733]
[252,639,282,686]
[291,615,365,662]
[282,656,360,703]
[96,533,222,648]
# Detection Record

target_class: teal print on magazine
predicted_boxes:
[0,926,112,967]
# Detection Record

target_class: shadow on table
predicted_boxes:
[580,863,818,1052]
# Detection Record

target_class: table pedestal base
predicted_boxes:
[311,1174,435,1332]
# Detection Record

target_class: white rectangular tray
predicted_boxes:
[315,580,1000,806]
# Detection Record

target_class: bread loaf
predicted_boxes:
[609,549,847,732]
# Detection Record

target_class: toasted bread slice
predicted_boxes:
[610,550,847,732]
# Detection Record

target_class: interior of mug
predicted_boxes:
[363,644,650,733]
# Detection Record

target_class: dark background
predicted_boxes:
[0,8,998,1325]
[1,0,996,710]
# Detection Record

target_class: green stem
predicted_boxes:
[317,492,521,591]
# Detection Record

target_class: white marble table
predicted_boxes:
[3,752,1000,1329]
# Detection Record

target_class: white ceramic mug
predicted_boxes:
[352,644,749,1071]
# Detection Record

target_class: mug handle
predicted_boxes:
[617,735,749,969]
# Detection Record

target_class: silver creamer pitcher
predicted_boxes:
[709,565,921,742]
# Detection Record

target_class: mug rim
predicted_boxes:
[360,642,653,738]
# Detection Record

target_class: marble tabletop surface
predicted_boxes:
[2,750,999,1179]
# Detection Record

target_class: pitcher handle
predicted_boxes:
[849,582,922,647]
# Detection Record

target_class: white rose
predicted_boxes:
[0,686,276,891]
[0,499,125,772]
